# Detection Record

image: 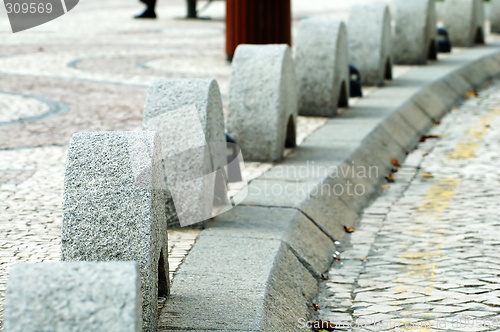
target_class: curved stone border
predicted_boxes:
[348,3,392,86]
[394,0,437,65]
[295,19,349,117]
[162,43,500,331]
[143,78,229,228]
[0,91,68,127]
[61,131,169,332]
[227,44,297,162]
[440,0,485,47]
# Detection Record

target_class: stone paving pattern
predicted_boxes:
[0,0,496,330]
[0,0,358,328]
[317,81,500,331]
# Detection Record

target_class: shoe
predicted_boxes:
[134,8,156,19]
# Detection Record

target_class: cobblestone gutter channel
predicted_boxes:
[315,80,500,332]
[160,43,500,331]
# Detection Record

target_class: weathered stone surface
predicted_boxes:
[61,131,169,332]
[143,78,226,172]
[387,0,398,18]
[491,0,500,33]
[161,229,319,331]
[349,3,392,86]
[143,78,230,227]
[295,19,349,117]
[227,44,297,162]
[393,0,437,65]
[4,262,141,332]
[440,0,485,47]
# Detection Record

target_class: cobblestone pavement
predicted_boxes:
[0,0,494,330]
[0,0,366,327]
[316,81,500,331]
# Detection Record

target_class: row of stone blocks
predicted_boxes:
[232,0,488,160]
[393,0,486,63]
[3,1,489,331]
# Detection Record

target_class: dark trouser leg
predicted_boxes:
[145,0,156,9]
[187,0,197,18]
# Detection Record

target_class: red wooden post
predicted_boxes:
[225,0,292,60]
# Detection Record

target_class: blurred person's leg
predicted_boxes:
[135,0,157,19]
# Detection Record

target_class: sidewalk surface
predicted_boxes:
[0,0,499,331]
[0,0,356,326]
[317,81,500,331]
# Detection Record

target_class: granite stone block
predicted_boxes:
[393,0,437,64]
[61,131,169,332]
[227,44,298,162]
[4,262,141,332]
[143,79,230,227]
[440,0,485,47]
[295,19,349,117]
[349,3,392,86]
[491,0,500,33]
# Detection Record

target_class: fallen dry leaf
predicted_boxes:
[321,273,329,280]
[422,173,433,178]
[465,89,478,98]
[391,167,399,174]
[344,226,355,233]
[381,184,391,190]
[391,158,401,167]
[434,119,441,126]
[311,319,336,331]
[312,303,320,311]
[420,134,441,143]
[385,173,395,183]
[423,152,429,157]
[360,257,370,262]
